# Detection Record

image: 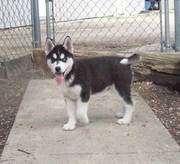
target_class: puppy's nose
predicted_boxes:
[55,67,61,73]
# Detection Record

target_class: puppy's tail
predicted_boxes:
[120,53,141,65]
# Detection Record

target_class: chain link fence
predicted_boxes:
[0,0,178,78]
[52,0,161,51]
[0,0,32,63]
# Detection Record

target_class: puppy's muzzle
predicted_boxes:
[55,66,61,74]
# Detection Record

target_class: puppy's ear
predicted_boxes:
[45,38,55,55]
[63,36,73,53]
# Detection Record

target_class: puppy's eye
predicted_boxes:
[51,58,56,63]
[61,58,67,62]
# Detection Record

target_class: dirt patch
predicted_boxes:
[134,81,180,145]
[0,78,27,155]
[0,69,180,156]
[0,69,43,156]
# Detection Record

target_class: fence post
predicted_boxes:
[160,0,164,52]
[31,0,41,48]
[46,0,51,39]
[164,0,171,51]
[51,0,55,41]
[174,0,180,51]
[46,0,55,40]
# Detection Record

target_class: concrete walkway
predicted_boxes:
[1,80,180,164]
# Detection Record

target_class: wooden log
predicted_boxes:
[136,52,180,75]
[134,51,180,91]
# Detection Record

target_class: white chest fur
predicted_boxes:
[58,82,82,100]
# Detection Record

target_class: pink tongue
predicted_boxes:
[55,74,64,85]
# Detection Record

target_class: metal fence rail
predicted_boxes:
[50,0,161,50]
[0,0,32,62]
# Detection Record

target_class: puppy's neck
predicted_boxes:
[65,62,76,81]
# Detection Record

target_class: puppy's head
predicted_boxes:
[45,36,74,80]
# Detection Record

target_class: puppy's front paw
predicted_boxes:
[63,123,76,131]
[77,115,89,124]
[115,112,124,118]
[117,118,131,125]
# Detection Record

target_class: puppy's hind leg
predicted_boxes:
[117,101,133,125]
[115,84,134,125]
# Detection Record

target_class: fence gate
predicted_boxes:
[46,0,161,51]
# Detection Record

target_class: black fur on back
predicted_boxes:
[67,56,133,104]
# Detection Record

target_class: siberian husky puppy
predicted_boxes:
[45,36,139,130]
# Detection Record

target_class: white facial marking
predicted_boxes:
[53,53,57,59]
[60,58,73,76]
[47,56,74,75]
[120,58,128,64]
[60,53,65,59]
[47,59,55,74]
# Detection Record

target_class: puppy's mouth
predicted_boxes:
[55,72,64,76]
[54,73,64,85]
[54,66,71,85]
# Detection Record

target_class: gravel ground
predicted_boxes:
[0,70,180,156]
[0,69,43,156]
[0,78,27,155]
[134,82,180,145]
